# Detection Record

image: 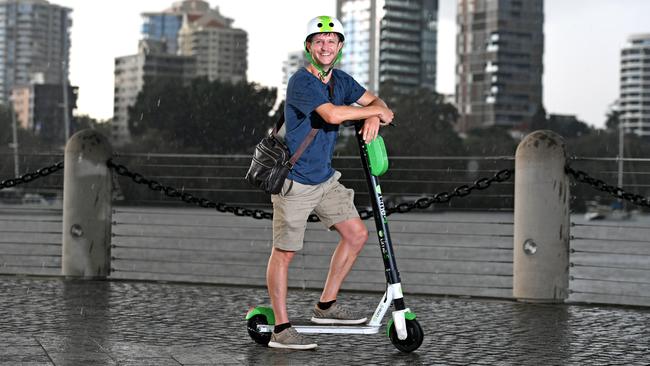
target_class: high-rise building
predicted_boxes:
[619,33,650,137]
[277,50,308,105]
[113,1,247,145]
[10,83,77,143]
[112,40,196,145]
[0,0,72,103]
[455,0,544,133]
[141,0,211,55]
[178,8,247,84]
[336,0,438,94]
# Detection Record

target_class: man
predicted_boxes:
[267,15,394,350]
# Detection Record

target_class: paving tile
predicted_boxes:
[47,352,116,366]
[113,358,180,366]
[0,346,45,357]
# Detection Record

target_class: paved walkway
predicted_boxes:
[0,276,648,365]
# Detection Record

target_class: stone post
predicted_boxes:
[513,130,570,302]
[62,130,112,278]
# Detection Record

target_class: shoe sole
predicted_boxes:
[310,316,368,325]
[268,341,318,350]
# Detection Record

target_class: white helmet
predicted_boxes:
[305,15,345,45]
[304,16,345,79]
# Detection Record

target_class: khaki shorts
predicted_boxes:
[271,171,359,251]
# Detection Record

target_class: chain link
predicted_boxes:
[107,159,275,220]
[565,166,650,208]
[108,159,514,220]
[383,168,514,215]
[0,161,64,190]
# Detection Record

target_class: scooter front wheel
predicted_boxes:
[388,319,424,353]
[246,315,271,345]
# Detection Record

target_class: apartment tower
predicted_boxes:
[336,0,438,94]
[619,33,650,136]
[0,0,71,103]
[456,0,543,133]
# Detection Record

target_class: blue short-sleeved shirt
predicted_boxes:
[285,68,366,185]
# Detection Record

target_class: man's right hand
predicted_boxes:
[377,106,394,125]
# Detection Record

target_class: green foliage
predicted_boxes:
[605,109,622,131]
[0,104,42,153]
[463,126,517,156]
[530,109,592,139]
[127,77,277,153]
[72,114,111,137]
[339,82,462,156]
[0,104,11,147]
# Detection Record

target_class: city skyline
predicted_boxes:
[52,0,649,129]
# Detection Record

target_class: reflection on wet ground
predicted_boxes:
[0,277,648,365]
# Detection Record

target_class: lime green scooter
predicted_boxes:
[245,123,424,353]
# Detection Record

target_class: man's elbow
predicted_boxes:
[320,110,344,125]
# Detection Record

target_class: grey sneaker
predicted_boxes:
[268,327,318,350]
[311,303,368,325]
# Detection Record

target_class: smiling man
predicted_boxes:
[265,16,395,350]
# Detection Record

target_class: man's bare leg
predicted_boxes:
[267,247,295,324]
[320,218,368,302]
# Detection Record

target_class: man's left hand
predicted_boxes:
[360,116,381,143]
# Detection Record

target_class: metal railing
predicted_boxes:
[107,153,516,297]
[1,148,649,306]
[566,157,650,306]
[0,152,64,276]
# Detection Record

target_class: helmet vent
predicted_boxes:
[317,23,323,27]
[329,22,334,27]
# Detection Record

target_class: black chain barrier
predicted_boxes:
[5,159,648,217]
[107,159,275,220]
[566,166,650,208]
[0,161,64,190]
[107,158,514,222]
[381,168,514,217]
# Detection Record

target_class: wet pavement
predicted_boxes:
[0,276,648,365]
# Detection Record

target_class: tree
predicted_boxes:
[0,104,42,153]
[0,104,12,149]
[605,109,622,131]
[128,77,277,153]
[463,126,517,156]
[530,106,592,139]
[343,82,462,156]
[529,104,547,131]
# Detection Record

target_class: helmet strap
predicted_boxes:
[304,44,343,81]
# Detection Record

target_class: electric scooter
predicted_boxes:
[245,123,424,353]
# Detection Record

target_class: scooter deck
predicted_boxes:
[258,320,380,335]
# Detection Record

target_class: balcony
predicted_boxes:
[381,30,419,42]
[380,53,421,64]
[381,20,420,32]
[384,0,422,10]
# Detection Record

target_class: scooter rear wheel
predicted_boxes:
[246,315,271,345]
[389,319,424,353]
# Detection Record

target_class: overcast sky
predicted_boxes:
[53,0,649,128]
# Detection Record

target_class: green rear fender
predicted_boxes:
[366,135,389,176]
[245,306,275,325]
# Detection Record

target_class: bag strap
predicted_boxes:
[278,75,337,167]
[289,127,318,166]
[271,110,285,136]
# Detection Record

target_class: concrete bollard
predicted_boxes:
[513,130,570,303]
[62,129,113,278]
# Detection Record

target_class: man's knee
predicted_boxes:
[270,247,296,265]
[344,225,368,252]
